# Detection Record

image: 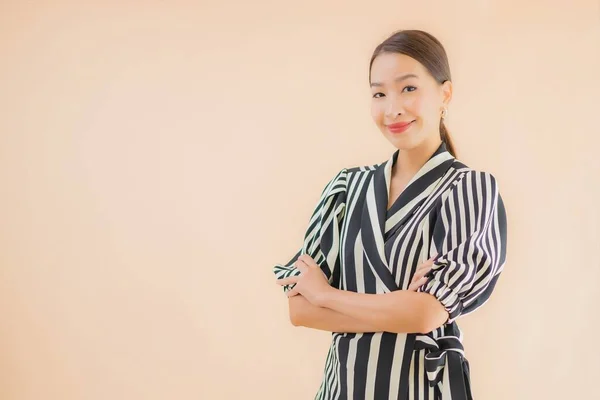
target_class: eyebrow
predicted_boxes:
[370,73,419,88]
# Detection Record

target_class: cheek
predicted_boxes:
[371,103,384,124]
[410,93,438,124]
[406,95,424,116]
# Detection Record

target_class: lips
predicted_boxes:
[387,120,415,133]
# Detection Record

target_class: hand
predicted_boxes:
[275,254,333,306]
[408,255,437,291]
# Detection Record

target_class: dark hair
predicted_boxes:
[369,29,457,158]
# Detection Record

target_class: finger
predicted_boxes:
[413,259,435,279]
[412,263,433,280]
[408,276,428,291]
[286,288,299,297]
[276,276,299,286]
[415,262,433,275]
[298,254,318,268]
[417,258,435,271]
[413,275,429,288]
[413,265,433,282]
[294,260,308,272]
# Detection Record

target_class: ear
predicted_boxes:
[440,80,453,107]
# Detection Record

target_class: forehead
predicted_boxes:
[370,52,427,82]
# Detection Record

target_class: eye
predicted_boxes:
[372,92,385,99]
[403,86,417,92]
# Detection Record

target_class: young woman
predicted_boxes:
[273,29,508,400]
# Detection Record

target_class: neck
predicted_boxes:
[393,138,443,180]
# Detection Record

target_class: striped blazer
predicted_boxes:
[273,141,508,400]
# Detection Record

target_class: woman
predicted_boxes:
[273,29,507,400]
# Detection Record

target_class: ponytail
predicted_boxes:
[440,120,457,158]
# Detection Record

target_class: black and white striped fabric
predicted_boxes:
[273,142,508,400]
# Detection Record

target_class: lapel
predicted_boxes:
[359,142,455,293]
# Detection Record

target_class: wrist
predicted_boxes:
[317,286,338,308]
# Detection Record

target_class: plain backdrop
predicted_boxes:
[1,1,599,399]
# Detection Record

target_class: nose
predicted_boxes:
[384,98,403,118]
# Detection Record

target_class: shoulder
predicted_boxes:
[441,161,504,212]
[346,163,379,174]
[462,169,501,192]
[320,161,380,195]
[447,167,505,221]
[318,167,349,197]
[319,161,381,187]
[448,160,501,192]
[439,167,507,230]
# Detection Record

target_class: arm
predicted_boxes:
[315,171,507,333]
[317,288,448,334]
[281,255,447,334]
[417,171,507,324]
[288,295,384,333]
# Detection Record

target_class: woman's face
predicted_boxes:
[370,52,451,151]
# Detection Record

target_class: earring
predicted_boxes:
[441,107,448,119]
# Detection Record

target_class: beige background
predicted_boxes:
[1,1,599,399]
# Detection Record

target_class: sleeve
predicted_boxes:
[272,168,348,295]
[417,170,508,324]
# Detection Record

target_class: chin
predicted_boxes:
[383,132,421,151]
